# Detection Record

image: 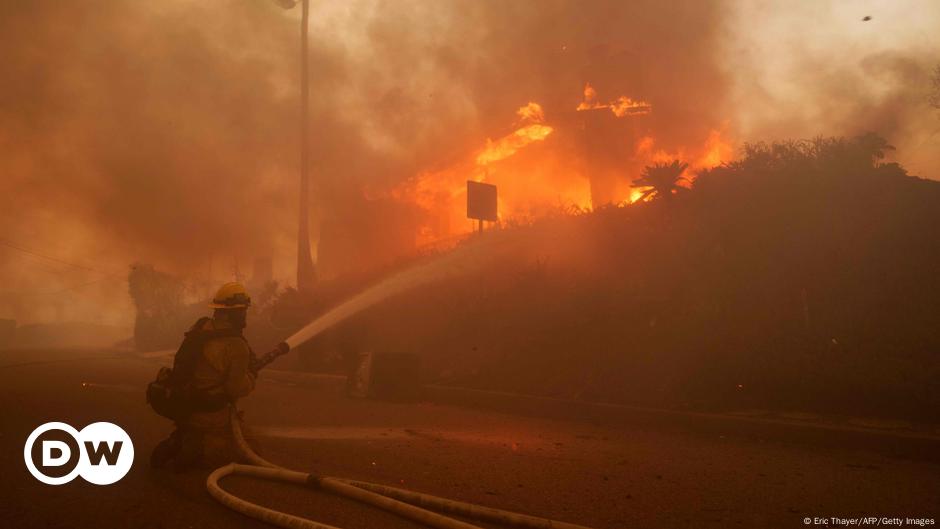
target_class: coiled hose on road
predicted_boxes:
[207,407,594,529]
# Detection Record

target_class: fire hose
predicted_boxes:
[206,348,594,529]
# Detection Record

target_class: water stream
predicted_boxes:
[285,237,499,349]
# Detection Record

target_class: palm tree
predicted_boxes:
[632,160,690,202]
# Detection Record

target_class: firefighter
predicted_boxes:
[150,282,258,471]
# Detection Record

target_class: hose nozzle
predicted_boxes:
[250,342,292,373]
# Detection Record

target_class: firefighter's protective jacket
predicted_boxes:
[192,318,256,401]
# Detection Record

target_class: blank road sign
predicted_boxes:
[467,181,497,221]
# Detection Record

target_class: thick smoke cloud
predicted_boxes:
[1,0,937,325]
[0,0,731,324]
[727,1,940,175]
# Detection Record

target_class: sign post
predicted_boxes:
[466,181,497,234]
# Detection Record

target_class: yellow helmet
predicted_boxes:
[209,282,252,309]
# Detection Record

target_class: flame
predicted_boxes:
[476,124,554,166]
[476,103,553,166]
[634,128,732,173]
[575,83,601,111]
[515,101,545,123]
[576,82,651,116]
[697,128,734,168]
[629,188,646,204]
[609,96,653,117]
[379,90,733,248]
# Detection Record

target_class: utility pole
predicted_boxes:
[286,0,317,292]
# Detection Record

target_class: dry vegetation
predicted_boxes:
[134,134,940,421]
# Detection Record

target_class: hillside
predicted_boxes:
[292,134,940,421]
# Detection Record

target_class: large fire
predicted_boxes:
[385,85,734,246]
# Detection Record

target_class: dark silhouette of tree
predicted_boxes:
[696,134,898,185]
[632,160,690,201]
[852,132,894,162]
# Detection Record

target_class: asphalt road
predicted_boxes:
[1,348,938,529]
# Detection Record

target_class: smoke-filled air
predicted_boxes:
[4,2,940,528]
[3,0,937,327]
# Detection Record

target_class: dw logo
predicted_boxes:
[24,422,134,485]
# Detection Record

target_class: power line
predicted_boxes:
[0,237,115,274]
[0,237,129,296]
